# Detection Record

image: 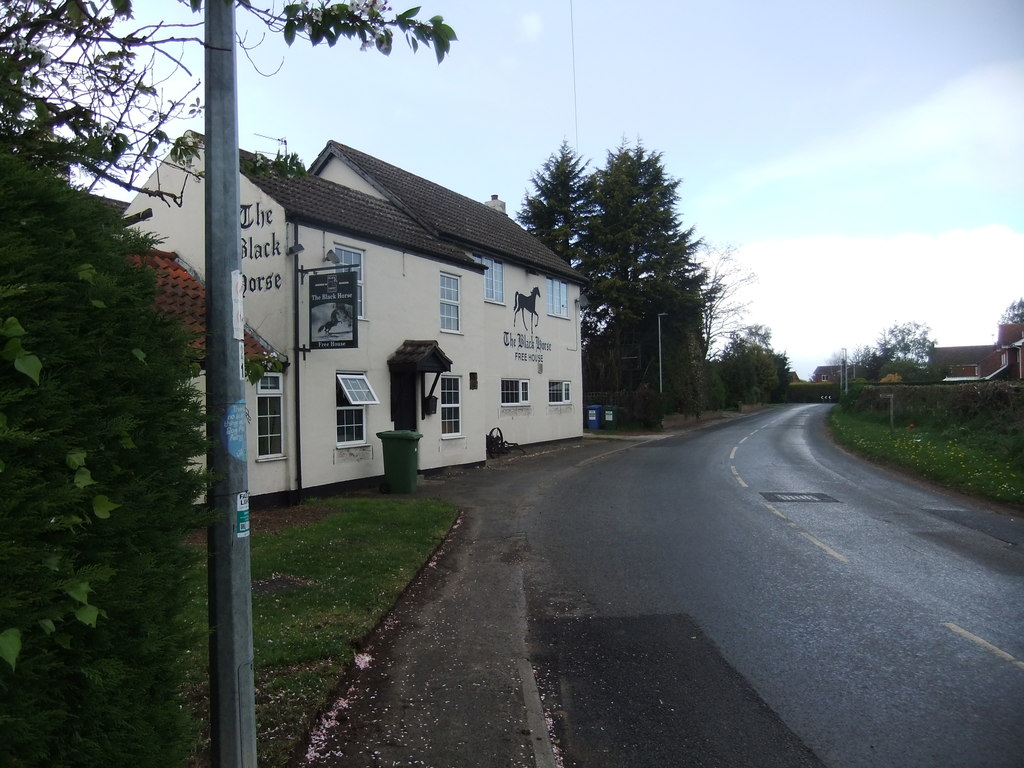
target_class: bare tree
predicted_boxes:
[697,243,756,359]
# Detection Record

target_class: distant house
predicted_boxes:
[810,365,838,383]
[810,364,859,383]
[930,323,1024,381]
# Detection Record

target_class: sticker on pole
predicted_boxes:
[236,491,250,538]
[224,399,247,462]
[231,270,245,340]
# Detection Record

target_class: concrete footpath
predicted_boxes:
[298,415,758,767]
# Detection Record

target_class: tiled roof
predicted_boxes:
[930,344,995,367]
[388,339,453,372]
[96,195,130,215]
[244,172,477,269]
[140,250,276,360]
[312,141,583,284]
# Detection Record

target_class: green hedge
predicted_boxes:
[0,156,209,766]
[787,381,840,403]
[841,381,1024,468]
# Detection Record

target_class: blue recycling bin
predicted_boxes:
[585,404,603,430]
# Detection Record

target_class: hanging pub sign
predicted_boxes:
[309,269,358,349]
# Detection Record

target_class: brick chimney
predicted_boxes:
[484,194,507,215]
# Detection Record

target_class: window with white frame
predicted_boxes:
[336,373,379,446]
[546,277,568,317]
[257,374,284,457]
[332,244,364,317]
[473,254,504,302]
[548,380,571,404]
[440,272,460,331]
[500,378,530,406]
[440,375,461,436]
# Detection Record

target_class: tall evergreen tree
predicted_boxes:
[518,140,593,267]
[580,141,704,396]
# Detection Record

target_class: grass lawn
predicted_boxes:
[185,495,459,767]
[828,408,1024,506]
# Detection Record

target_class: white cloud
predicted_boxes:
[733,225,1024,378]
[519,13,544,43]
[716,59,1024,203]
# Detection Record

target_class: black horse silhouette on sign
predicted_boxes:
[513,286,541,331]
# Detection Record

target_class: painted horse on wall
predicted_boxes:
[513,286,541,332]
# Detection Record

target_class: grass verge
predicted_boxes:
[185,496,459,767]
[828,408,1024,506]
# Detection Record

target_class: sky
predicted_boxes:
[127,0,1024,379]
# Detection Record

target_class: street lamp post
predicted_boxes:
[841,347,848,395]
[657,313,668,393]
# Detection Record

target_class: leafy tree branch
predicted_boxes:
[1,1,455,204]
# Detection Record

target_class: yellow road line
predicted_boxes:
[729,447,738,460]
[763,502,788,520]
[942,622,1024,672]
[730,465,748,488]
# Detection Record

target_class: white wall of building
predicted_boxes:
[474,265,584,447]
[126,147,583,504]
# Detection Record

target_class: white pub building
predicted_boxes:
[125,137,585,508]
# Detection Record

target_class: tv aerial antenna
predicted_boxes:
[255,133,288,156]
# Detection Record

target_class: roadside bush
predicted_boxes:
[0,155,209,767]
[787,381,839,403]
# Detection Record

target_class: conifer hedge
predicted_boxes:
[0,155,210,766]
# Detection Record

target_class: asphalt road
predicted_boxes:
[525,404,1024,767]
[307,405,1023,767]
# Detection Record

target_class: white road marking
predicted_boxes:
[942,623,1024,672]
[798,531,849,563]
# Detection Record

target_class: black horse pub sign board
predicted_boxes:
[309,270,358,349]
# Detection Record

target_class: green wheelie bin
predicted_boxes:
[376,430,423,493]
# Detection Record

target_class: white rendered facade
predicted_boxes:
[125,140,584,506]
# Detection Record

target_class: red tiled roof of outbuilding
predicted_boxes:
[138,250,274,360]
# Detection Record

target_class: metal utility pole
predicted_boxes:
[205,2,257,766]
[841,347,848,396]
[657,313,668,393]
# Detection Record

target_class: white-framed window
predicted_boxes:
[546,277,568,317]
[440,375,461,436]
[548,380,571,404]
[440,272,460,332]
[332,244,364,317]
[257,373,284,458]
[474,254,504,303]
[500,378,530,406]
[336,372,379,446]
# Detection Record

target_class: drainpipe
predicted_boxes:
[291,221,304,503]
